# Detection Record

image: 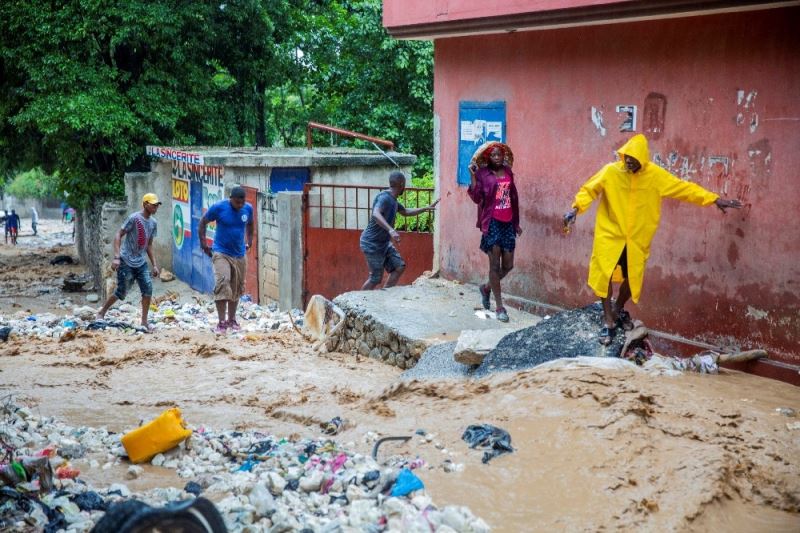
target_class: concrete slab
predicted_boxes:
[332,277,541,369]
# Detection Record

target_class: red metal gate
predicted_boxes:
[303,183,435,304]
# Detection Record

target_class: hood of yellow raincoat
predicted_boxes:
[617,134,650,168]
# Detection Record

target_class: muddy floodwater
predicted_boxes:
[1,221,799,531]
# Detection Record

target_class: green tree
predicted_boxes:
[266,0,434,178]
[5,168,60,199]
[0,0,288,208]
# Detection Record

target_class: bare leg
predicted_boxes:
[227,299,238,323]
[488,246,504,309]
[97,295,119,319]
[601,278,617,329]
[215,300,227,324]
[612,278,632,315]
[140,295,151,328]
[383,265,405,288]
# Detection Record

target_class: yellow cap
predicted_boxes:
[143,193,162,205]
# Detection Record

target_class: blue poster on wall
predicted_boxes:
[457,101,506,186]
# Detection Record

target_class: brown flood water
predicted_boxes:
[1,222,799,531]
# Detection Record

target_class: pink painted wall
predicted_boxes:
[434,8,800,365]
[384,0,629,28]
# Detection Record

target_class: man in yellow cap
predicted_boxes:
[563,134,742,345]
[97,193,162,331]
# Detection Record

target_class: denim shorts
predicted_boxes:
[363,245,405,284]
[114,261,153,300]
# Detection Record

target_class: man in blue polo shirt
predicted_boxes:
[199,186,254,333]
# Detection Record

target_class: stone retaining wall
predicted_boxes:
[331,297,429,369]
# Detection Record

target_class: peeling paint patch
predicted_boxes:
[746,306,769,320]
[735,89,758,133]
[590,106,606,136]
[643,93,667,140]
[616,104,637,132]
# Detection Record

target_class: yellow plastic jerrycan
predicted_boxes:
[121,408,192,464]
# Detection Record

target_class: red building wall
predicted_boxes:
[433,8,800,365]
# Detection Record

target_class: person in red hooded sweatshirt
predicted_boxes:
[467,143,522,323]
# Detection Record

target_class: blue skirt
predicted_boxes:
[480,219,516,254]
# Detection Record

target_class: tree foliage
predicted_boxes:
[5,168,60,199]
[0,0,433,208]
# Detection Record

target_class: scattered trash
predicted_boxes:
[462,424,514,464]
[159,269,175,282]
[0,327,11,342]
[0,397,490,532]
[321,416,344,436]
[787,421,800,431]
[62,273,89,292]
[776,407,797,417]
[390,468,424,497]
[120,407,192,464]
[86,293,100,303]
[0,456,54,492]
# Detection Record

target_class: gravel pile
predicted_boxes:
[401,342,475,381]
[0,399,489,532]
[473,303,625,378]
[402,305,626,381]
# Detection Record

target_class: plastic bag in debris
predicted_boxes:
[390,468,424,497]
[91,497,227,533]
[461,424,514,464]
[0,456,54,492]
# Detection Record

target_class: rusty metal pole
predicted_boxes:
[306,121,395,151]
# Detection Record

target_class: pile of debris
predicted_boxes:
[0,296,302,341]
[0,398,489,532]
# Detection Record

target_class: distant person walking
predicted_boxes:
[30,206,38,236]
[563,134,742,345]
[6,210,20,245]
[199,186,254,333]
[467,142,521,323]
[96,194,162,331]
[60,201,68,223]
[359,171,439,290]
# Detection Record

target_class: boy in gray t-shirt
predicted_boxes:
[97,193,162,330]
[359,171,438,290]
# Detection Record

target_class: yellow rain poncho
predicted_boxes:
[572,134,718,303]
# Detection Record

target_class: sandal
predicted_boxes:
[598,325,616,346]
[616,309,634,331]
[479,284,491,310]
[496,307,509,323]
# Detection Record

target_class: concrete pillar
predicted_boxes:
[277,192,303,311]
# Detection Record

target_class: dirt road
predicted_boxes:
[1,221,798,531]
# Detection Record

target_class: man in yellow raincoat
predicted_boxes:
[563,134,742,345]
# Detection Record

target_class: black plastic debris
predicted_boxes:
[50,255,75,266]
[71,491,107,512]
[91,497,227,533]
[0,327,11,342]
[86,320,134,331]
[183,481,203,496]
[461,424,514,464]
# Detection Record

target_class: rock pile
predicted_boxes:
[331,301,427,370]
[0,399,489,532]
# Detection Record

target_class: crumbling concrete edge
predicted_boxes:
[331,297,432,369]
